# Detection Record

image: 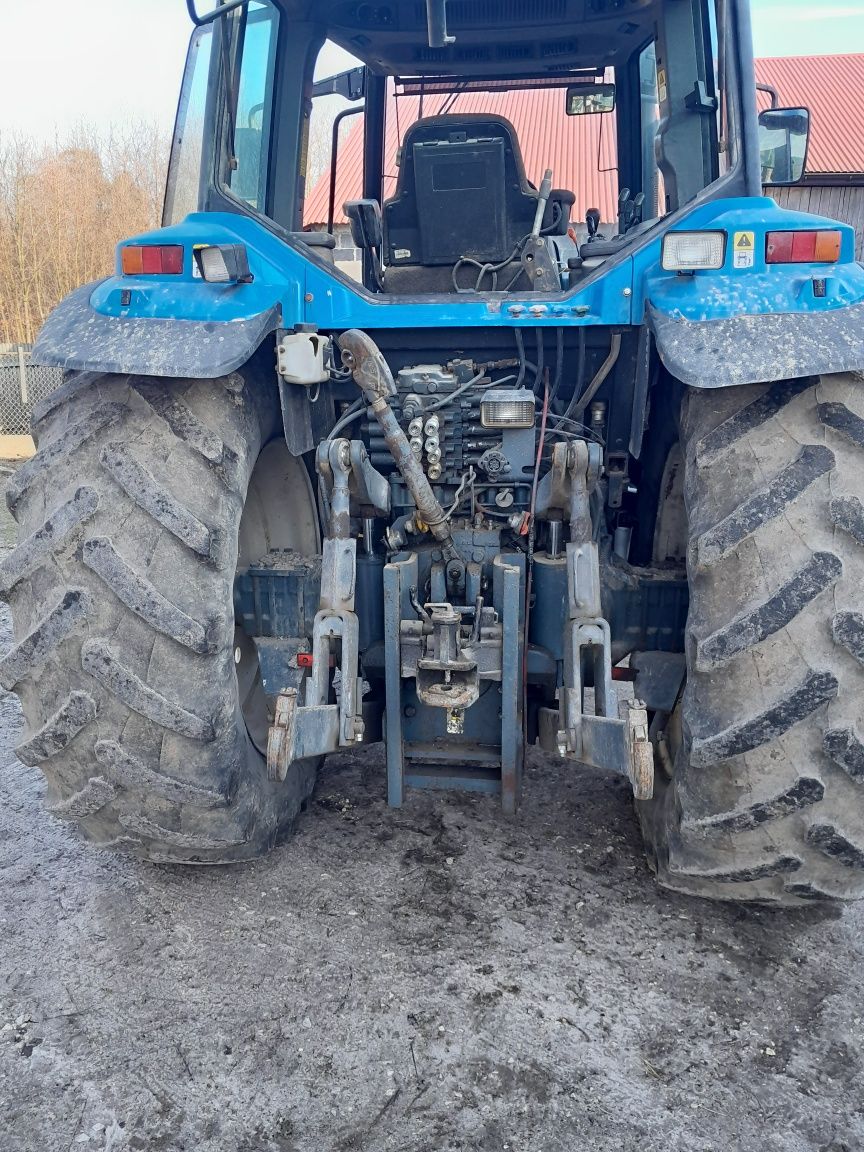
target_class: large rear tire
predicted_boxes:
[641,373,864,905]
[1,367,320,863]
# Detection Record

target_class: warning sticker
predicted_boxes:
[657,68,668,104]
[733,231,755,269]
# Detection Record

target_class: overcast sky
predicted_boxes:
[0,0,861,140]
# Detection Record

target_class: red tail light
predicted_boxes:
[121,245,184,275]
[765,231,841,264]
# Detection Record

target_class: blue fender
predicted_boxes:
[647,299,864,389]
[32,281,283,379]
[634,197,864,388]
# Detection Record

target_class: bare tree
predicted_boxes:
[0,121,168,345]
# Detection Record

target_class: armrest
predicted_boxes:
[344,199,383,251]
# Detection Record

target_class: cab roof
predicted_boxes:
[282,0,658,76]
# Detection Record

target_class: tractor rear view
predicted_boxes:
[9,0,864,903]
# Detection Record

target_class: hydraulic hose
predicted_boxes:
[569,333,622,419]
[564,332,622,421]
[337,329,460,561]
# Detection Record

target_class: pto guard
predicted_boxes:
[30,281,282,379]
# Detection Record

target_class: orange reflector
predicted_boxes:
[121,245,184,275]
[815,231,842,262]
[121,246,144,275]
[765,231,841,265]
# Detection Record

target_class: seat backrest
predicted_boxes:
[383,115,539,269]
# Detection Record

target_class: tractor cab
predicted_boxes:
[166,0,807,302]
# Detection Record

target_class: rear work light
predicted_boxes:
[480,388,536,429]
[121,245,184,275]
[193,244,254,284]
[662,231,726,272]
[766,231,842,264]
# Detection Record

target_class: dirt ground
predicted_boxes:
[1,605,862,1151]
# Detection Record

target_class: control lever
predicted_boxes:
[532,168,554,237]
[617,187,632,235]
[631,192,645,227]
[585,207,602,242]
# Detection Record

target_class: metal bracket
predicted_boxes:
[535,439,602,539]
[626,698,654,800]
[315,438,390,521]
[349,441,390,516]
[537,697,654,800]
[266,441,370,780]
[533,437,655,798]
[267,690,341,781]
[521,236,560,293]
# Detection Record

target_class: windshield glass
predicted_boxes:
[227,0,280,210]
[164,23,214,225]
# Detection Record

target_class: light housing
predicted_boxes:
[661,231,726,272]
[193,243,254,283]
[121,245,184,275]
[766,230,841,264]
[480,388,536,429]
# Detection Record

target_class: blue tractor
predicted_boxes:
[9,0,864,903]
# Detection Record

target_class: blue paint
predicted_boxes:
[101,195,864,335]
[633,196,864,323]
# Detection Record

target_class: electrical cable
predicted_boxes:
[502,264,528,292]
[475,503,513,519]
[560,326,586,420]
[534,329,544,393]
[547,413,604,445]
[514,328,526,389]
[326,398,364,440]
[451,232,532,294]
[548,327,564,407]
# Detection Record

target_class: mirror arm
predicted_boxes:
[312,67,367,101]
[186,0,248,27]
[218,12,241,170]
[328,106,365,235]
[756,81,779,110]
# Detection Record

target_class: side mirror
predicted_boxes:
[565,83,616,116]
[759,106,810,185]
[344,200,383,252]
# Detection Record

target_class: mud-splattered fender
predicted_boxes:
[31,281,282,379]
[649,300,864,389]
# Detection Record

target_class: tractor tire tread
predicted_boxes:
[640,373,864,904]
[2,370,318,862]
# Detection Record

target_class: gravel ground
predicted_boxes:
[0,538,862,1150]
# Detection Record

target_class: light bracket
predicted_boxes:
[193,244,254,284]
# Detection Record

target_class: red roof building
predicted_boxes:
[305,54,864,253]
[304,85,619,227]
[755,54,864,179]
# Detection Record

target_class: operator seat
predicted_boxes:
[381,114,542,294]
